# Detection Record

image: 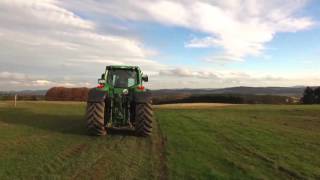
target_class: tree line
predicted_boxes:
[153,94,294,105]
[301,87,320,104]
[45,87,89,101]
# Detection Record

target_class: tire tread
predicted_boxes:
[85,102,106,136]
[135,102,153,136]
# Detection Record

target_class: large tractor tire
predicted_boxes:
[135,102,153,136]
[86,102,107,136]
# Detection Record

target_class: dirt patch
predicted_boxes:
[153,103,239,109]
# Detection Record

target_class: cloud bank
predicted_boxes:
[66,0,314,61]
[0,0,163,90]
[0,0,317,90]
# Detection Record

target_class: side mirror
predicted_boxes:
[142,75,148,82]
[98,79,106,84]
[98,73,106,84]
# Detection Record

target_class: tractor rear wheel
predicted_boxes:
[86,102,107,136]
[135,102,153,136]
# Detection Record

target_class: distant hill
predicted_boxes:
[151,86,308,105]
[0,86,308,98]
[0,90,47,96]
[152,86,306,97]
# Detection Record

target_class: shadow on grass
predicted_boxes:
[107,128,136,136]
[0,107,140,137]
[0,107,87,136]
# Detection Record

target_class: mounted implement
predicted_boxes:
[85,65,153,136]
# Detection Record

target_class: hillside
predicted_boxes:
[0,86,306,104]
[0,86,306,97]
[0,90,47,96]
[152,86,305,97]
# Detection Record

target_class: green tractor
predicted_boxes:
[85,65,153,136]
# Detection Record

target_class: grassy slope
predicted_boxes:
[155,105,320,179]
[0,102,165,179]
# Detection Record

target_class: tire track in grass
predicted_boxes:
[44,143,89,173]
[71,135,138,180]
[152,117,168,180]
[71,119,168,180]
[216,132,307,179]
[71,152,109,180]
[59,144,89,161]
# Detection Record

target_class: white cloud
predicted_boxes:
[185,36,220,48]
[0,71,93,90]
[154,67,320,89]
[0,72,28,80]
[159,68,219,79]
[32,80,52,86]
[184,1,314,61]
[0,0,317,90]
[72,0,314,61]
[0,0,164,90]
[0,0,94,30]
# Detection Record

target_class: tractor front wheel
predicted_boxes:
[86,102,107,136]
[135,102,153,136]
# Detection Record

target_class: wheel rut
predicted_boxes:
[44,143,89,173]
[71,119,168,180]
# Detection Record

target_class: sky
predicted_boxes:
[0,0,319,90]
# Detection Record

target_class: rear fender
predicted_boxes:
[133,90,152,103]
[87,88,107,102]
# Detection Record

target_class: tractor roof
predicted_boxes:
[105,65,140,70]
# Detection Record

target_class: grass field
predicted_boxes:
[0,101,320,179]
[155,105,320,179]
[0,102,165,179]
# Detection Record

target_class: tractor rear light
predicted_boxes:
[97,84,104,88]
[137,85,145,91]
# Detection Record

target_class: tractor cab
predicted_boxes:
[98,66,148,91]
[107,68,138,88]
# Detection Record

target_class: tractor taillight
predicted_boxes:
[97,84,104,89]
[137,85,145,91]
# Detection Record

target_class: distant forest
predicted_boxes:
[2,86,319,105]
[43,87,296,104]
[152,94,295,104]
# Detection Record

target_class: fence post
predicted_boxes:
[14,94,17,107]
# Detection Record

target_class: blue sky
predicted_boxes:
[0,0,319,90]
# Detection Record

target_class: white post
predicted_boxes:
[14,94,17,107]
